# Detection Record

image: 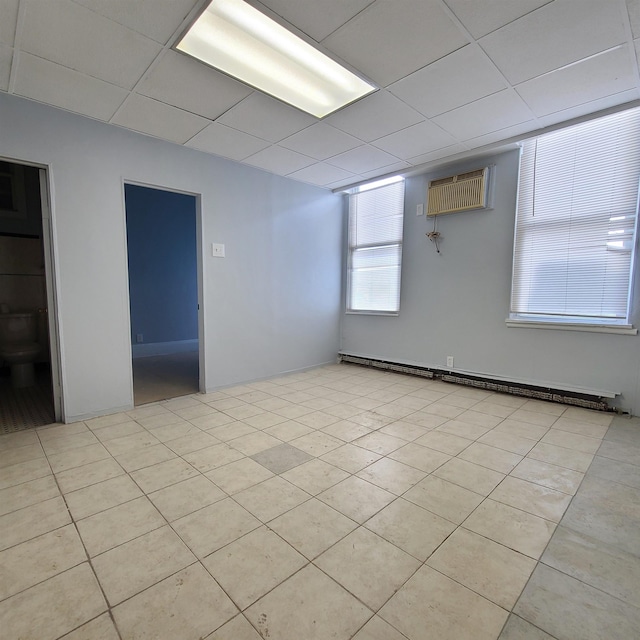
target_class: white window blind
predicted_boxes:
[511,108,640,324]
[348,178,405,313]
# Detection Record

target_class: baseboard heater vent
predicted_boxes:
[339,354,610,412]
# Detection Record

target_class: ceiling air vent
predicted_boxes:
[427,167,489,216]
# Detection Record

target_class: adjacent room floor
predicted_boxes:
[0,363,638,639]
[132,351,199,405]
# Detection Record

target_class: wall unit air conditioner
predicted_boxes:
[427,167,490,216]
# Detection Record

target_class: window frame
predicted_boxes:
[346,177,405,315]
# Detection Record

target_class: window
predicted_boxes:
[510,108,640,328]
[347,177,405,314]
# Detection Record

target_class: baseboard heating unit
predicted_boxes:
[338,354,612,412]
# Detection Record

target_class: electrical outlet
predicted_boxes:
[212,243,225,258]
[446,356,454,368]
[416,203,424,216]
[136,334,143,343]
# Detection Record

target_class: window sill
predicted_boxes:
[505,318,637,335]
[345,310,399,317]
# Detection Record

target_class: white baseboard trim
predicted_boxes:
[132,339,199,359]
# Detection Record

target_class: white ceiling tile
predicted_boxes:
[464,121,539,148]
[185,122,271,161]
[628,1,640,38]
[137,51,251,120]
[328,176,363,190]
[0,45,12,91]
[258,0,376,41]
[21,0,162,89]
[13,52,128,121]
[359,161,411,180]
[408,143,469,167]
[516,46,637,117]
[444,0,553,39]
[327,144,401,173]
[537,89,640,129]
[72,0,199,44]
[217,92,316,143]
[243,146,315,175]
[111,94,209,144]
[287,163,356,187]
[373,121,458,159]
[0,0,19,46]
[325,90,424,142]
[480,0,627,84]
[432,90,535,140]
[279,123,361,160]
[323,0,468,86]
[388,45,507,118]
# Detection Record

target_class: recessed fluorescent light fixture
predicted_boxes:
[175,0,376,118]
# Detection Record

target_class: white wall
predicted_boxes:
[0,93,343,422]
[341,150,640,414]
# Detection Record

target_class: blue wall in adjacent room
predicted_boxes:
[125,184,197,348]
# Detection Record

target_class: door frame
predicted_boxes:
[121,180,205,399]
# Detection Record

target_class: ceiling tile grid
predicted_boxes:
[2,0,640,189]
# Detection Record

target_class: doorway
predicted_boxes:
[124,184,201,405]
[0,159,62,431]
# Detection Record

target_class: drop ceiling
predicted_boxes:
[2,0,639,190]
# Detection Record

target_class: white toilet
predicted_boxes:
[0,312,41,388]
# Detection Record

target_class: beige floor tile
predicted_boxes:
[93,526,196,605]
[191,411,238,429]
[0,474,59,516]
[207,458,274,494]
[352,615,408,640]
[493,419,550,441]
[316,527,420,609]
[77,496,165,557]
[229,431,283,456]
[323,403,367,419]
[207,422,257,442]
[414,431,473,456]
[561,407,613,426]
[551,416,610,439]
[174,404,219,420]
[269,498,357,560]
[463,499,556,559]
[349,410,395,429]
[147,421,200,443]
[281,458,349,495]
[42,432,100,455]
[92,420,145,442]
[205,614,262,640]
[427,527,536,609]
[264,420,313,442]
[404,476,483,524]
[133,412,182,430]
[0,430,40,451]
[0,563,106,640]
[437,419,492,440]
[244,565,372,640]
[365,497,456,561]
[541,429,601,454]
[102,431,160,457]
[112,563,237,640]
[203,526,307,609]
[166,431,221,456]
[388,442,451,473]
[378,420,429,442]
[272,403,316,419]
[478,430,537,455]
[0,495,70,551]
[499,614,556,639]
[47,443,111,473]
[379,565,508,640]
[318,476,396,523]
[434,457,505,496]
[55,458,124,493]
[0,442,45,468]
[509,409,558,428]
[38,422,88,440]
[233,476,310,522]
[60,613,120,640]
[458,442,523,473]
[320,443,382,473]
[352,431,407,455]
[0,524,86,600]
[527,442,594,472]
[115,443,177,473]
[456,410,504,429]
[322,420,372,442]
[356,457,426,495]
[242,411,288,429]
[510,457,584,495]
[224,404,265,420]
[66,474,143,520]
[130,457,199,493]
[490,476,572,522]
[471,401,517,419]
[183,443,245,473]
[85,412,133,430]
[289,431,344,456]
[172,498,260,557]
[519,399,566,417]
[149,475,225,521]
[402,410,449,430]
[421,401,467,419]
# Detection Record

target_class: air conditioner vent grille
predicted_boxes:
[427,167,489,216]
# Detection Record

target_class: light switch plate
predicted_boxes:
[212,243,225,258]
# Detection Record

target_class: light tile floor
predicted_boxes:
[1,363,639,639]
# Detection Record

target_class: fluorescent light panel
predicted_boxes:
[176,0,376,118]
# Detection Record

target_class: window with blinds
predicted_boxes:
[347,177,405,313]
[510,108,640,326]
